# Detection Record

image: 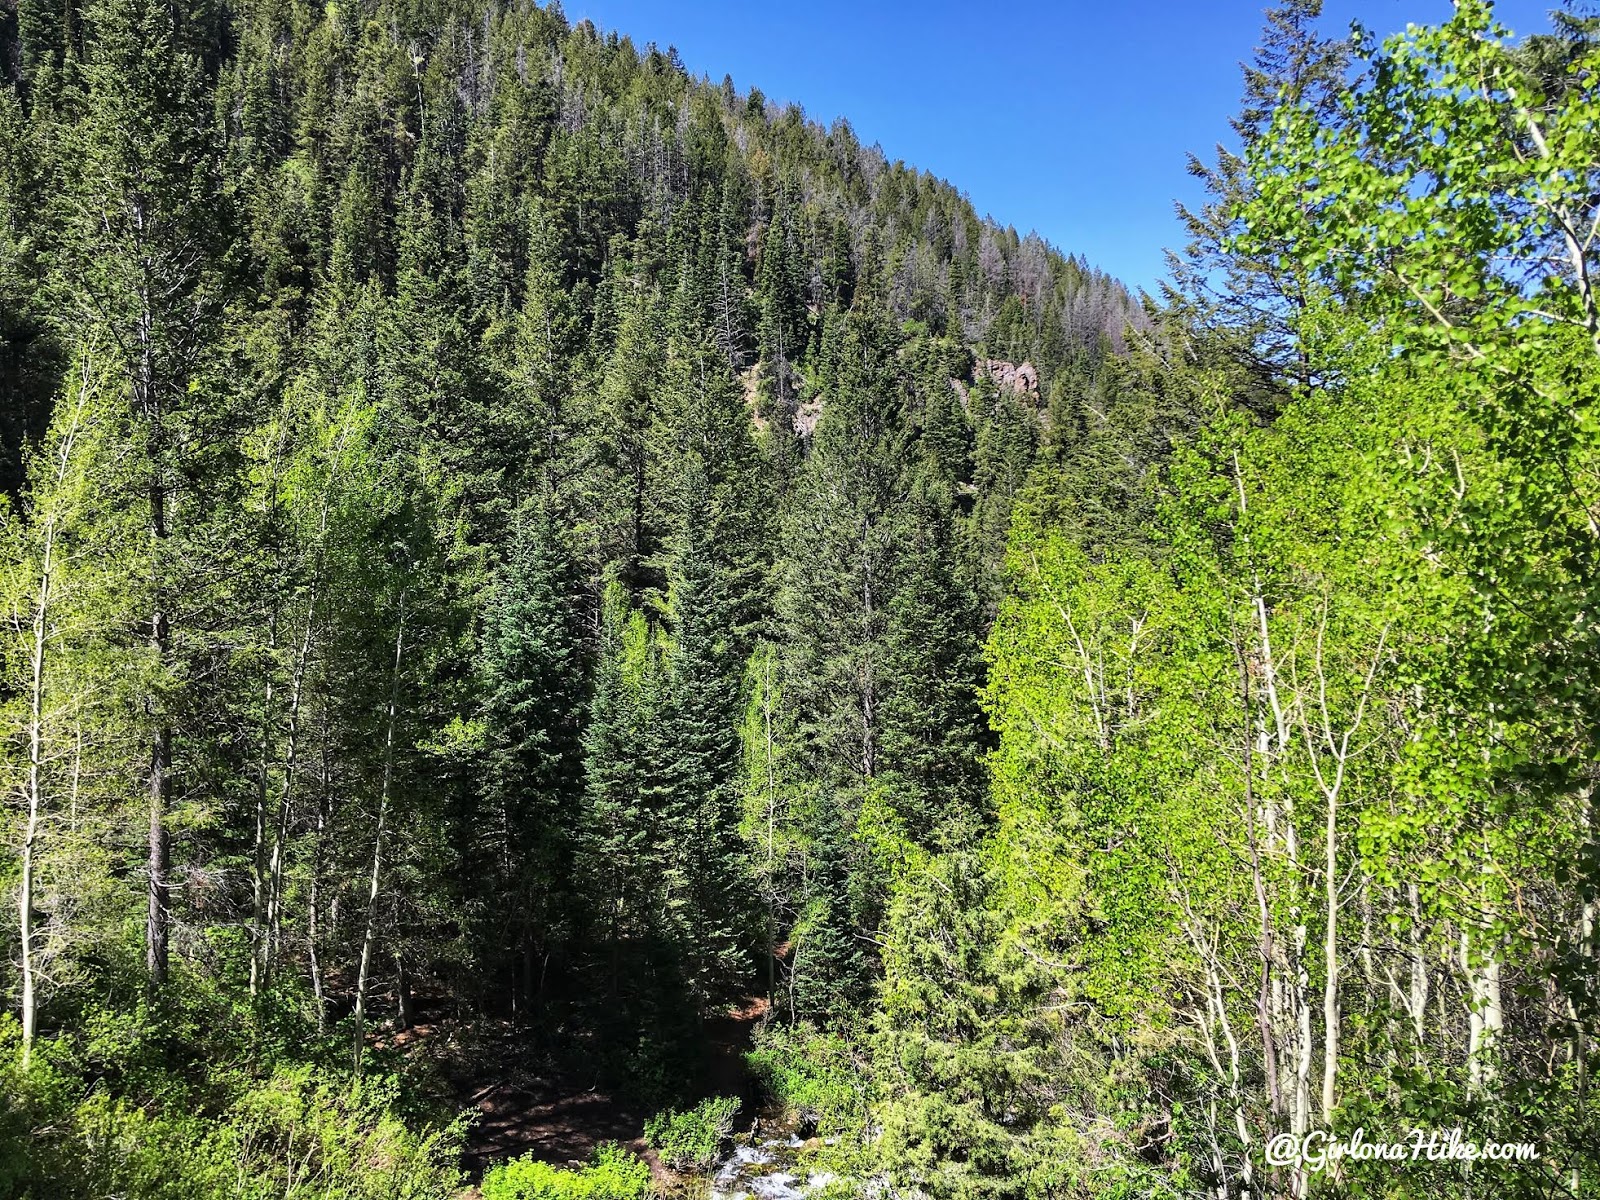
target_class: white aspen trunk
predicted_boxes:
[19,370,94,1061]
[308,733,332,1031]
[307,799,326,1029]
[1236,502,1306,1146]
[1305,621,1384,1124]
[1439,933,1452,1062]
[250,662,274,996]
[1235,634,1283,1122]
[1213,968,1254,1197]
[1321,796,1339,1120]
[263,600,316,980]
[1483,948,1504,1061]
[1292,921,1313,1137]
[352,593,406,1073]
[1278,787,1310,1139]
[1463,929,1488,1091]
[1282,788,1310,1137]
[1408,884,1429,1050]
[264,432,345,980]
[1578,788,1594,1101]
[351,791,389,1073]
[1463,901,1504,1094]
[19,519,54,1067]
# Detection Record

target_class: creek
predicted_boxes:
[706,1126,840,1200]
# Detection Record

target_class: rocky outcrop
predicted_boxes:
[794,395,823,437]
[974,359,1039,396]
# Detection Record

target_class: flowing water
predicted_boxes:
[707,1130,841,1200]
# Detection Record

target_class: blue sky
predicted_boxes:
[566,1,1557,295]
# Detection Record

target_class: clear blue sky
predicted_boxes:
[565,1,1557,295]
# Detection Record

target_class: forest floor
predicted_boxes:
[377,992,771,1196]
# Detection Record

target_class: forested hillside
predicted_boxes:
[2,0,1597,1197]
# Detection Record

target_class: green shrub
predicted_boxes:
[481,1143,654,1200]
[0,995,467,1200]
[641,1094,739,1171]
[745,1023,869,1138]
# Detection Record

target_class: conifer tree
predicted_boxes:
[56,0,229,987]
[654,463,754,1001]
[880,472,990,844]
[755,182,809,438]
[779,306,908,788]
[476,504,587,1014]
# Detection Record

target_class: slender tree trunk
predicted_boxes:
[1235,634,1283,1120]
[1578,786,1594,1101]
[137,256,171,990]
[16,378,90,1063]
[1321,792,1339,1120]
[353,592,406,1073]
[1408,883,1429,1051]
[1305,619,1383,1123]
[308,729,332,1031]
[148,710,170,987]
[264,450,343,980]
[19,514,55,1068]
[250,659,275,996]
[308,792,327,1030]
[1463,926,1503,1091]
[394,947,413,1030]
[1292,923,1312,1137]
[351,790,389,1073]
[263,602,316,982]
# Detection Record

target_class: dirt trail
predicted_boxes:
[702,995,770,1125]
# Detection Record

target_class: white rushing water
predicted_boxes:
[708,1135,840,1200]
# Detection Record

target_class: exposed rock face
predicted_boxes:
[741,365,768,432]
[794,395,823,437]
[795,360,1036,439]
[974,358,1039,396]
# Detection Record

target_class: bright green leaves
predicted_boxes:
[1238,0,1600,369]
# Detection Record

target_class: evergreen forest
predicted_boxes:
[1,0,1597,1197]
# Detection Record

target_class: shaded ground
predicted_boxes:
[376,991,771,1190]
[459,1075,655,1176]
[702,994,770,1122]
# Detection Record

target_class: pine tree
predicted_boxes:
[708,170,754,370]
[779,306,909,788]
[880,472,990,845]
[1164,0,1349,409]
[578,581,663,997]
[755,181,809,438]
[654,463,754,1002]
[0,89,60,501]
[57,0,230,987]
[476,504,587,1016]
[786,788,870,1025]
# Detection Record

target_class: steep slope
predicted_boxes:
[0,1,1155,1194]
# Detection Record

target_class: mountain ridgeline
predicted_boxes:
[4,0,1599,1198]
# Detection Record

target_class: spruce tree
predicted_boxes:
[57,0,229,987]
[880,472,990,845]
[476,504,587,1015]
[654,463,753,1003]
